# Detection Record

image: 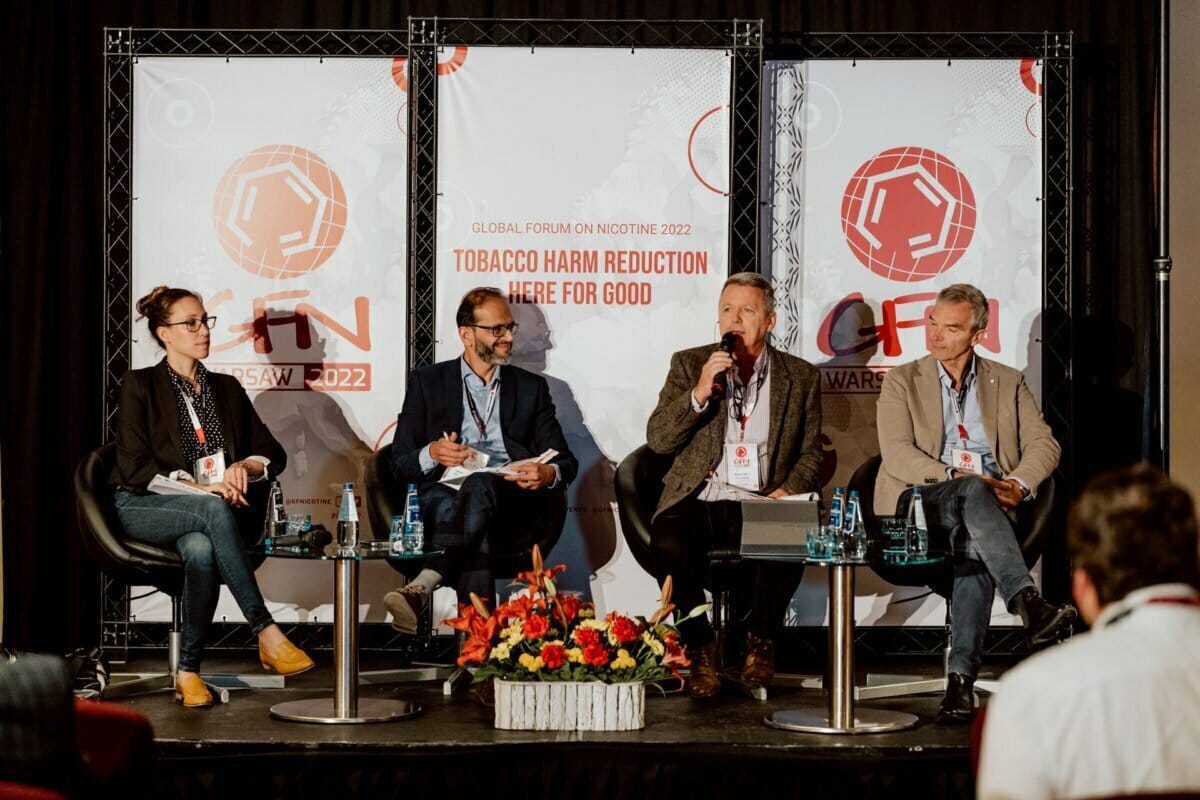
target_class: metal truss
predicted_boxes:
[783,626,1033,661]
[406,20,439,370]
[773,31,1071,61]
[104,28,406,58]
[414,18,747,49]
[729,23,763,273]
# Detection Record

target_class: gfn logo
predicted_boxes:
[841,147,976,282]
[213,145,348,280]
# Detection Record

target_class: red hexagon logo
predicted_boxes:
[840,147,976,282]
[213,145,348,280]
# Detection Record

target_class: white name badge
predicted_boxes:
[950,448,983,475]
[194,451,226,486]
[724,442,761,491]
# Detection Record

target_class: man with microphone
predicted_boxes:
[646,272,823,697]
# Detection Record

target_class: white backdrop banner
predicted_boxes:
[130,57,409,624]
[762,59,1045,625]
[434,47,733,616]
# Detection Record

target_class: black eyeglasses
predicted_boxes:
[467,322,519,337]
[162,316,217,333]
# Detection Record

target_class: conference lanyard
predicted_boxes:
[948,375,972,442]
[182,393,209,454]
[728,361,767,442]
[464,380,499,444]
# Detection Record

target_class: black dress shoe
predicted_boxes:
[1009,586,1078,646]
[937,673,976,724]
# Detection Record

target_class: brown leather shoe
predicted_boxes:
[741,633,775,690]
[688,642,721,699]
[174,671,214,708]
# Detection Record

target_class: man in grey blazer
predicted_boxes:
[647,272,822,698]
[875,283,1076,723]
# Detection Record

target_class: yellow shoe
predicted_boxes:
[175,672,214,708]
[259,637,315,677]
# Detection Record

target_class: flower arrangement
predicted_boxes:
[445,545,705,687]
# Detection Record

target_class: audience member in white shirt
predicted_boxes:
[978,464,1200,799]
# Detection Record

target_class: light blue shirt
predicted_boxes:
[937,356,1001,478]
[417,358,560,487]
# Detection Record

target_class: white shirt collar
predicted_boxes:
[1095,582,1200,629]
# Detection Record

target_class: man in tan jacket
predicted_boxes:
[647,272,822,698]
[876,283,1076,723]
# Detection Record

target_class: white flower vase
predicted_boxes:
[493,681,645,731]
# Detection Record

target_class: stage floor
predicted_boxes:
[112,654,982,799]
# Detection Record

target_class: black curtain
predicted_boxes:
[1,0,1155,650]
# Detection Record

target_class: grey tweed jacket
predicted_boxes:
[645,343,823,519]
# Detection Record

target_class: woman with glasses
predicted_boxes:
[109,286,313,708]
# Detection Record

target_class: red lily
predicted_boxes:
[515,544,567,591]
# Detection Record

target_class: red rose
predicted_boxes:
[540,643,566,670]
[523,614,550,640]
[573,627,601,647]
[583,641,609,667]
[607,614,640,644]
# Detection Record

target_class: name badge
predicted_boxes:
[194,451,226,486]
[724,442,761,491]
[950,448,983,475]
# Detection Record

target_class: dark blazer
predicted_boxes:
[390,358,578,490]
[646,344,823,519]
[110,360,287,492]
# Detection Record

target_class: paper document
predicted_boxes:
[704,477,819,503]
[147,474,209,497]
[439,449,559,489]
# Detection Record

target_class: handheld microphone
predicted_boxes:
[710,332,738,400]
[265,525,333,550]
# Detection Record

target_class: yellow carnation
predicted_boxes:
[611,648,637,670]
[641,631,665,656]
[518,653,544,672]
[565,647,584,664]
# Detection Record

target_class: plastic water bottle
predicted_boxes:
[389,514,406,555]
[263,480,287,540]
[829,487,845,530]
[907,489,929,557]
[403,484,424,553]
[844,489,867,558]
[337,482,359,550]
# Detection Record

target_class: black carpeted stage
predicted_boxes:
[117,654,978,800]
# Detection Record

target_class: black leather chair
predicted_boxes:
[848,453,1060,700]
[614,444,745,669]
[74,443,283,703]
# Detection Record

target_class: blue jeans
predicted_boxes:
[114,491,273,672]
[899,477,1035,678]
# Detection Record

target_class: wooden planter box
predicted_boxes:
[493,681,645,731]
